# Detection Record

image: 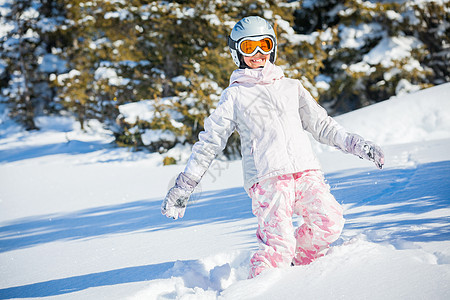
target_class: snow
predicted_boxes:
[339,23,382,49]
[1,83,450,299]
[141,129,176,146]
[104,10,132,21]
[118,98,184,129]
[51,70,81,85]
[334,83,450,145]
[94,67,130,86]
[363,35,423,67]
[348,61,374,74]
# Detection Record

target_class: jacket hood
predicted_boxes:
[229,61,284,86]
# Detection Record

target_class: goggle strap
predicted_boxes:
[228,36,237,50]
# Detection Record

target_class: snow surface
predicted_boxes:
[0,83,450,299]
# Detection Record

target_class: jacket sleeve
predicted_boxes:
[183,89,237,181]
[298,82,348,151]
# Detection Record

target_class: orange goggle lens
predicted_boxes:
[239,38,274,55]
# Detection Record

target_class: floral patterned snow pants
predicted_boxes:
[248,170,344,278]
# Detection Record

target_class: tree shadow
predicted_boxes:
[0,261,175,299]
[0,187,253,253]
[327,160,450,243]
[0,140,111,163]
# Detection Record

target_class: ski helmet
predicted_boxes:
[228,16,277,68]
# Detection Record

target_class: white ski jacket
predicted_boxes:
[184,62,349,193]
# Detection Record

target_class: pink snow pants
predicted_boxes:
[248,170,344,278]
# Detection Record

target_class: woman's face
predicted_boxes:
[243,52,270,69]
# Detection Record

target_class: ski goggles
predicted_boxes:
[229,36,275,56]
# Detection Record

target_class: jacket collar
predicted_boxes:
[229,61,284,86]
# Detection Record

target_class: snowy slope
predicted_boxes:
[0,83,450,299]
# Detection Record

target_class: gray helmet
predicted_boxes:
[228,16,277,68]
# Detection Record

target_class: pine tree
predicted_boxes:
[53,0,125,130]
[292,0,444,115]
[110,1,229,154]
[402,1,450,84]
[0,0,64,130]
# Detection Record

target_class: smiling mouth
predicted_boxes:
[251,58,266,63]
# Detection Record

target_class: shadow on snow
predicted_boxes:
[0,188,253,253]
[329,160,450,243]
[0,140,111,163]
[0,261,175,299]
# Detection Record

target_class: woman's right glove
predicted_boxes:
[345,134,385,169]
[161,172,198,220]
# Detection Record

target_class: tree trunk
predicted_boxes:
[18,18,38,131]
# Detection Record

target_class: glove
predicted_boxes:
[161,172,198,219]
[345,134,385,169]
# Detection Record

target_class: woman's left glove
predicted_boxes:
[161,172,198,220]
[345,134,385,169]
